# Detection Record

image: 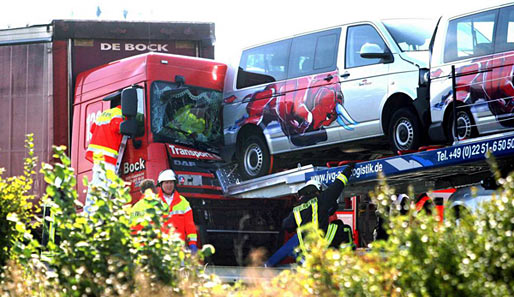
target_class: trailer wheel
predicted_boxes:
[238,134,271,180]
[446,109,474,142]
[388,108,422,152]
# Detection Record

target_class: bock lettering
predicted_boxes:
[123,158,146,175]
[124,43,169,52]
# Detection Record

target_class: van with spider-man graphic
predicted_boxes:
[222,19,436,179]
[429,2,514,145]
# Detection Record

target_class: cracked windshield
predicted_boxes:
[150,81,223,149]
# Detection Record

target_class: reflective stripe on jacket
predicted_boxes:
[293,198,339,253]
[86,106,123,165]
[283,171,351,253]
[159,189,198,246]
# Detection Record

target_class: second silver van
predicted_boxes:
[429,2,514,144]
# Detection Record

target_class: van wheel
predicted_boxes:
[446,110,474,142]
[238,134,271,180]
[388,108,422,152]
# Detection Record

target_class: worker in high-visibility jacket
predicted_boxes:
[129,172,198,252]
[129,182,168,236]
[282,163,354,253]
[158,169,198,252]
[84,105,124,214]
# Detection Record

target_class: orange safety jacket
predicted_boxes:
[86,106,123,165]
[159,189,198,247]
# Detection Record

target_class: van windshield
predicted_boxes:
[382,19,436,52]
[150,81,223,150]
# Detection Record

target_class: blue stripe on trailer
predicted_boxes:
[306,133,514,185]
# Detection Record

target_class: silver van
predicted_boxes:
[429,2,514,143]
[222,19,436,179]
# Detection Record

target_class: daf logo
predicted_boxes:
[123,158,146,175]
[173,160,196,167]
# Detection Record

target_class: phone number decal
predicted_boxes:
[437,136,514,162]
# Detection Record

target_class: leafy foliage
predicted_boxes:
[0,134,39,268]
[2,141,223,296]
[41,146,208,296]
[2,138,514,296]
[225,163,514,297]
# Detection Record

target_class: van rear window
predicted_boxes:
[237,39,291,89]
[443,10,497,63]
[288,28,340,78]
[236,28,341,89]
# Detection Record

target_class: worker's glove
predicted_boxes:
[343,162,355,177]
[189,244,198,254]
[337,162,355,185]
[201,244,216,257]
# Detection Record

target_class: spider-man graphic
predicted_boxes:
[230,72,358,146]
[433,54,514,127]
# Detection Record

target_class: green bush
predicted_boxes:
[226,165,514,297]
[0,134,39,269]
[3,138,514,296]
[2,142,223,296]
[41,146,210,296]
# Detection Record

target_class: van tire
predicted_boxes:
[388,108,422,153]
[238,134,271,180]
[446,109,475,142]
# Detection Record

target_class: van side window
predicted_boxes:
[495,6,514,53]
[236,39,291,89]
[345,25,387,68]
[288,28,340,78]
[444,10,498,63]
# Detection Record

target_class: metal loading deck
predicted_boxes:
[217,131,514,198]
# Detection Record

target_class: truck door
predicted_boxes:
[75,99,105,206]
[339,24,390,141]
[120,85,148,199]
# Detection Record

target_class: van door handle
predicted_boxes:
[340,72,350,78]
[324,74,334,81]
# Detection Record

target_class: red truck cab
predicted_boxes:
[71,52,228,205]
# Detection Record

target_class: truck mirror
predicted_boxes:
[120,119,143,148]
[360,43,393,63]
[120,118,138,136]
[121,88,138,117]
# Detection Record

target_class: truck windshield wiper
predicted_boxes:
[161,87,189,102]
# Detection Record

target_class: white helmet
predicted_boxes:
[394,194,410,206]
[158,169,177,184]
[298,179,322,196]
